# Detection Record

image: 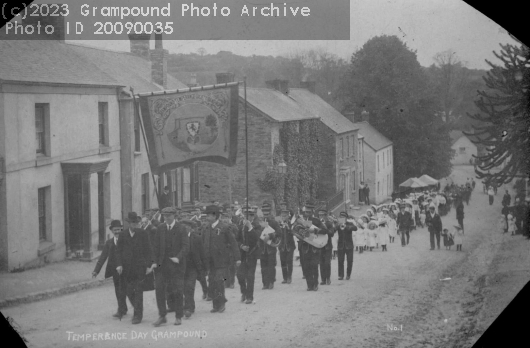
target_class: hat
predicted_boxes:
[360,214,369,221]
[429,203,435,209]
[161,207,177,215]
[242,206,256,216]
[220,211,230,218]
[109,220,123,230]
[279,200,287,206]
[205,205,220,216]
[125,212,141,223]
[317,208,328,214]
[304,201,315,210]
[280,208,290,214]
[368,221,378,229]
[382,207,389,212]
[339,212,348,218]
[261,202,271,213]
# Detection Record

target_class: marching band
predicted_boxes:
[97,197,435,326]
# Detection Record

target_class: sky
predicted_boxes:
[75,0,518,70]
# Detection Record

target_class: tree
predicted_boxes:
[338,35,454,186]
[465,38,530,185]
[431,50,470,123]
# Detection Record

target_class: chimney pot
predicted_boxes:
[128,33,151,60]
[265,79,289,95]
[300,81,316,94]
[216,73,235,84]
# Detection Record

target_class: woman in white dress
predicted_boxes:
[378,216,390,251]
[355,217,367,253]
[388,211,397,243]
[367,220,378,251]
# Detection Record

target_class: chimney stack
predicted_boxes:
[342,110,355,123]
[265,79,289,95]
[216,72,235,84]
[150,34,167,89]
[22,9,65,42]
[300,81,316,94]
[128,33,151,60]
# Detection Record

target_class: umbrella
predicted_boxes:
[418,174,438,186]
[399,177,429,188]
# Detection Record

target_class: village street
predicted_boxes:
[2,165,529,348]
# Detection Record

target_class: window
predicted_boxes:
[171,170,178,205]
[383,152,385,169]
[193,162,200,201]
[352,170,356,191]
[351,136,355,158]
[98,102,109,146]
[38,186,51,242]
[387,149,390,166]
[346,136,350,158]
[390,148,392,164]
[377,181,380,195]
[377,155,380,172]
[35,104,50,156]
[104,173,111,224]
[387,174,390,194]
[459,147,466,154]
[141,173,149,213]
[182,167,191,202]
[38,188,46,241]
[134,112,141,152]
[340,138,344,160]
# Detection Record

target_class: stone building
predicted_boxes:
[0,18,186,270]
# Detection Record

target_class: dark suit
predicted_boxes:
[93,238,127,315]
[397,211,413,246]
[259,220,279,287]
[203,221,240,309]
[184,228,206,313]
[426,212,443,249]
[225,223,239,288]
[116,228,153,320]
[236,222,262,301]
[152,221,189,319]
[278,221,295,281]
[319,220,335,283]
[337,224,356,278]
[300,217,328,289]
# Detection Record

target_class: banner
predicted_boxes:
[138,83,239,174]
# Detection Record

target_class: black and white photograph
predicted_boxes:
[0,0,528,347]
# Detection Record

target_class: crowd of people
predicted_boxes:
[92,182,474,328]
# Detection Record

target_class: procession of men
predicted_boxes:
[92,180,484,328]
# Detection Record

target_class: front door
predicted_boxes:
[66,175,83,254]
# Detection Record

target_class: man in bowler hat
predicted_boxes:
[116,212,154,324]
[152,207,189,326]
[92,220,127,318]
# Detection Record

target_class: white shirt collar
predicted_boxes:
[211,220,219,228]
[114,237,118,245]
[129,228,135,237]
[167,220,176,230]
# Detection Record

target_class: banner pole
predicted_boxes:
[131,87,161,209]
[244,76,249,220]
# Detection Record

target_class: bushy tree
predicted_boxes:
[339,35,454,186]
[465,38,530,185]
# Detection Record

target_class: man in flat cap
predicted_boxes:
[300,202,329,291]
[203,205,241,313]
[259,202,280,290]
[396,204,413,247]
[278,208,295,284]
[317,208,335,285]
[116,212,154,324]
[336,212,356,280]
[220,210,238,289]
[236,206,262,303]
[152,207,189,326]
[425,203,443,250]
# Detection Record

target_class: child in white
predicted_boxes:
[378,218,390,251]
[367,220,378,251]
[355,218,366,253]
[453,225,464,251]
[507,213,516,235]
[419,209,426,228]
[388,213,397,243]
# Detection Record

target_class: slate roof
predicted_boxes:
[240,87,318,122]
[353,121,393,151]
[0,40,187,93]
[288,88,359,134]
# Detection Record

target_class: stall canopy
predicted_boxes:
[418,174,439,186]
[399,177,429,188]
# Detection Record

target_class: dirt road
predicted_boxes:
[2,166,528,348]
